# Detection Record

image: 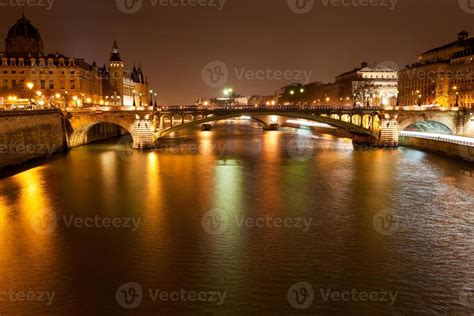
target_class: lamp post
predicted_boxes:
[81,93,85,107]
[154,92,157,109]
[139,93,143,107]
[65,91,69,108]
[418,94,422,107]
[55,93,61,109]
[26,82,34,109]
[132,90,136,108]
[456,92,460,108]
[149,90,153,106]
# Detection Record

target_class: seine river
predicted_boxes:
[0,120,473,315]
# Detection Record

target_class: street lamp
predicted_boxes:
[65,91,69,108]
[418,94,422,107]
[154,92,157,108]
[149,90,153,106]
[139,93,143,107]
[26,82,34,108]
[55,93,61,109]
[132,90,136,108]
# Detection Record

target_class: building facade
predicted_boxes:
[398,31,474,108]
[278,63,398,107]
[0,15,149,109]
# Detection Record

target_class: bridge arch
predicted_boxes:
[397,116,457,135]
[68,113,155,149]
[157,112,378,140]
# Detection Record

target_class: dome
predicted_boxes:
[5,15,44,56]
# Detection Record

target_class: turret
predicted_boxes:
[108,40,124,101]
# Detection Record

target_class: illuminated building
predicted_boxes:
[398,31,474,108]
[0,15,149,109]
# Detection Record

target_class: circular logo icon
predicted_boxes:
[30,209,57,235]
[287,0,315,14]
[201,61,229,88]
[458,285,474,307]
[201,209,228,235]
[116,0,143,14]
[458,145,474,162]
[373,209,400,236]
[116,282,143,310]
[115,135,141,162]
[287,139,315,162]
[287,282,314,310]
[459,0,474,14]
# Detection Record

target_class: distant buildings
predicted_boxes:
[398,31,474,108]
[277,63,398,107]
[0,15,150,109]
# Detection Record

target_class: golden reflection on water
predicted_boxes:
[0,167,58,289]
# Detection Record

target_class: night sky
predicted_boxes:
[0,0,472,104]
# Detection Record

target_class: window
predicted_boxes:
[49,80,54,89]
[40,80,46,89]
[70,80,76,89]
[60,80,65,89]
[12,80,16,88]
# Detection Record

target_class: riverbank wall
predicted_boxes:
[0,110,126,170]
[0,110,66,169]
[399,136,474,162]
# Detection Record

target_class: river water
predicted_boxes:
[0,121,473,315]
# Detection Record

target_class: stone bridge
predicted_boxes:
[64,105,474,149]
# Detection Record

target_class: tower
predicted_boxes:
[109,40,124,104]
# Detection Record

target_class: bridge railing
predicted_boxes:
[400,131,474,147]
[155,105,382,112]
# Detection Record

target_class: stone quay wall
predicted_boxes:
[399,136,474,162]
[0,110,65,169]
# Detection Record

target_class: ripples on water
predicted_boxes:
[0,121,473,315]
